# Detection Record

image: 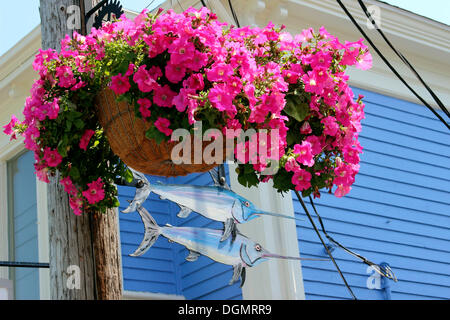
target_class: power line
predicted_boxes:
[145,0,157,9]
[228,0,241,28]
[336,0,450,130]
[294,191,358,300]
[308,196,397,282]
[357,0,450,120]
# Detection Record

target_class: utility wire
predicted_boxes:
[228,0,241,27]
[308,196,398,282]
[294,191,357,300]
[0,261,50,268]
[145,0,157,9]
[357,0,450,120]
[336,0,450,130]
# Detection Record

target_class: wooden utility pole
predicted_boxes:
[39,0,123,300]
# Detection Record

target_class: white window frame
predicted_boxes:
[0,141,50,300]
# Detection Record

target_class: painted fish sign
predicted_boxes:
[123,167,302,241]
[131,204,328,287]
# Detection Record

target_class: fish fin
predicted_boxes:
[130,206,161,257]
[240,267,246,288]
[185,250,200,262]
[232,224,238,243]
[177,205,192,218]
[221,218,235,242]
[122,168,151,214]
[209,166,231,190]
[230,264,243,286]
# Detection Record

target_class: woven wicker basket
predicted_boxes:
[95,88,226,177]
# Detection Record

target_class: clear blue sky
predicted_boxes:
[0,0,449,57]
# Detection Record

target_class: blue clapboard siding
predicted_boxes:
[171,167,243,300]
[294,87,450,300]
[8,151,40,300]
[118,175,182,295]
[118,166,243,300]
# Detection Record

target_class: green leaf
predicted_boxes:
[286,130,297,146]
[124,169,134,183]
[69,166,80,180]
[66,121,72,131]
[66,111,82,121]
[57,140,68,158]
[74,119,85,129]
[112,197,121,208]
[145,127,168,145]
[273,170,294,192]
[284,95,309,122]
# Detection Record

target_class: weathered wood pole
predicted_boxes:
[39,0,123,300]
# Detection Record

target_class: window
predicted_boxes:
[7,150,40,299]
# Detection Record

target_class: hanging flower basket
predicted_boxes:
[96,88,222,176]
[3,7,372,215]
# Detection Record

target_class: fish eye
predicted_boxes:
[254,244,261,252]
[244,201,250,207]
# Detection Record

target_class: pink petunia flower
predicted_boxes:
[82,177,105,204]
[35,167,50,183]
[292,169,312,191]
[43,147,63,167]
[183,73,204,91]
[154,117,173,136]
[333,163,354,186]
[206,62,234,82]
[137,98,152,118]
[334,184,351,198]
[60,176,78,196]
[209,84,234,113]
[56,66,77,88]
[110,74,131,95]
[321,116,340,137]
[69,196,84,216]
[153,85,176,108]
[305,135,324,155]
[133,65,157,92]
[3,115,20,140]
[300,121,312,135]
[302,71,324,95]
[293,141,315,167]
[79,129,95,151]
[356,51,373,70]
[165,63,187,84]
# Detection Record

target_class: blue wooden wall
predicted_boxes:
[294,88,450,300]
[118,166,243,300]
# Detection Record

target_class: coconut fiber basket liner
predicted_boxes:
[96,88,228,177]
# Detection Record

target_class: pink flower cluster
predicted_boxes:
[3,7,372,213]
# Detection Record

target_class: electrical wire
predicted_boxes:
[228,0,241,27]
[145,0,157,9]
[336,0,450,130]
[308,196,398,282]
[357,0,450,120]
[294,191,358,300]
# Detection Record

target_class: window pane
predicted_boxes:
[8,150,39,300]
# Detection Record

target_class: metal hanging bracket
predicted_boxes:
[84,0,124,33]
